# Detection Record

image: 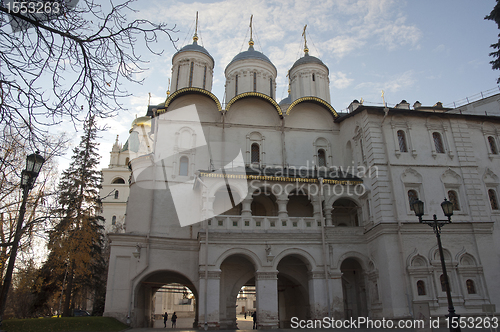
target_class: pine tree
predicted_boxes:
[486,0,500,83]
[43,114,105,317]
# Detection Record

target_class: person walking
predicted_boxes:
[163,312,168,328]
[171,312,177,328]
[252,311,257,329]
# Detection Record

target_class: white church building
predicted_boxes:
[102,28,500,329]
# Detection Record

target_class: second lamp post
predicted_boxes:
[412,198,460,332]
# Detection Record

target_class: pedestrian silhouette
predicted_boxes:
[171,312,177,328]
[163,312,168,328]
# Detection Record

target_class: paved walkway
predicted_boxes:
[126,315,492,332]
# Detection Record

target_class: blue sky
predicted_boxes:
[56,0,500,170]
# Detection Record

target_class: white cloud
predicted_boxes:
[331,71,354,89]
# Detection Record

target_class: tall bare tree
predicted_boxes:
[0,0,177,148]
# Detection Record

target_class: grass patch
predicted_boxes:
[3,316,129,332]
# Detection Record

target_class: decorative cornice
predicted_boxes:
[199,172,362,185]
[162,87,222,113]
[286,96,338,118]
[225,92,283,118]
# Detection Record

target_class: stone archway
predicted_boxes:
[134,270,198,328]
[340,258,368,319]
[219,254,257,329]
[277,255,311,328]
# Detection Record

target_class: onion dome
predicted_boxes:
[226,44,276,71]
[171,32,215,93]
[174,39,214,63]
[290,52,328,74]
[224,38,277,100]
[130,116,151,129]
[289,49,331,103]
[279,95,291,107]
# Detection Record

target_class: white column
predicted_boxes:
[255,271,279,329]
[308,271,330,320]
[242,198,252,217]
[324,207,333,225]
[276,194,288,219]
[198,271,221,329]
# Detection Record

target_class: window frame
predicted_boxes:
[251,143,260,164]
[433,132,445,154]
[447,189,460,211]
[397,130,408,153]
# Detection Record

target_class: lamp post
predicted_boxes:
[0,152,45,328]
[412,198,460,332]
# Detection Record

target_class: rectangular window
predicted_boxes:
[433,132,445,153]
[251,143,260,163]
[447,190,460,211]
[397,130,408,152]
[188,62,194,87]
[176,64,180,90]
[235,74,238,95]
[203,66,207,89]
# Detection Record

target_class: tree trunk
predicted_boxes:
[62,261,74,317]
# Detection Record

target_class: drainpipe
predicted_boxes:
[318,178,332,318]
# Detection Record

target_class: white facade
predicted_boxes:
[103,35,500,329]
[100,136,130,233]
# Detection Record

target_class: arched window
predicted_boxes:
[125,157,130,165]
[440,274,450,292]
[397,130,408,152]
[407,190,418,210]
[417,280,426,295]
[112,178,125,184]
[312,73,315,81]
[179,156,189,176]
[251,143,260,164]
[114,190,119,199]
[447,190,460,211]
[317,149,326,167]
[488,189,499,210]
[269,78,273,98]
[433,132,445,153]
[188,61,194,87]
[466,279,476,294]
[253,72,257,92]
[112,215,117,225]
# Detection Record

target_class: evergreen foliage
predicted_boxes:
[486,0,500,83]
[37,115,105,317]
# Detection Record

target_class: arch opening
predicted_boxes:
[251,189,278,216]
[277,255,310,328]
[220,254,257,329]
[135,270,198,328]
[340,258,367,319]
[332,198,360,226]
[287,190,313,217]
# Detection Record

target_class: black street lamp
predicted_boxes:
[412,198,460,332]
[0,151,45,329]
